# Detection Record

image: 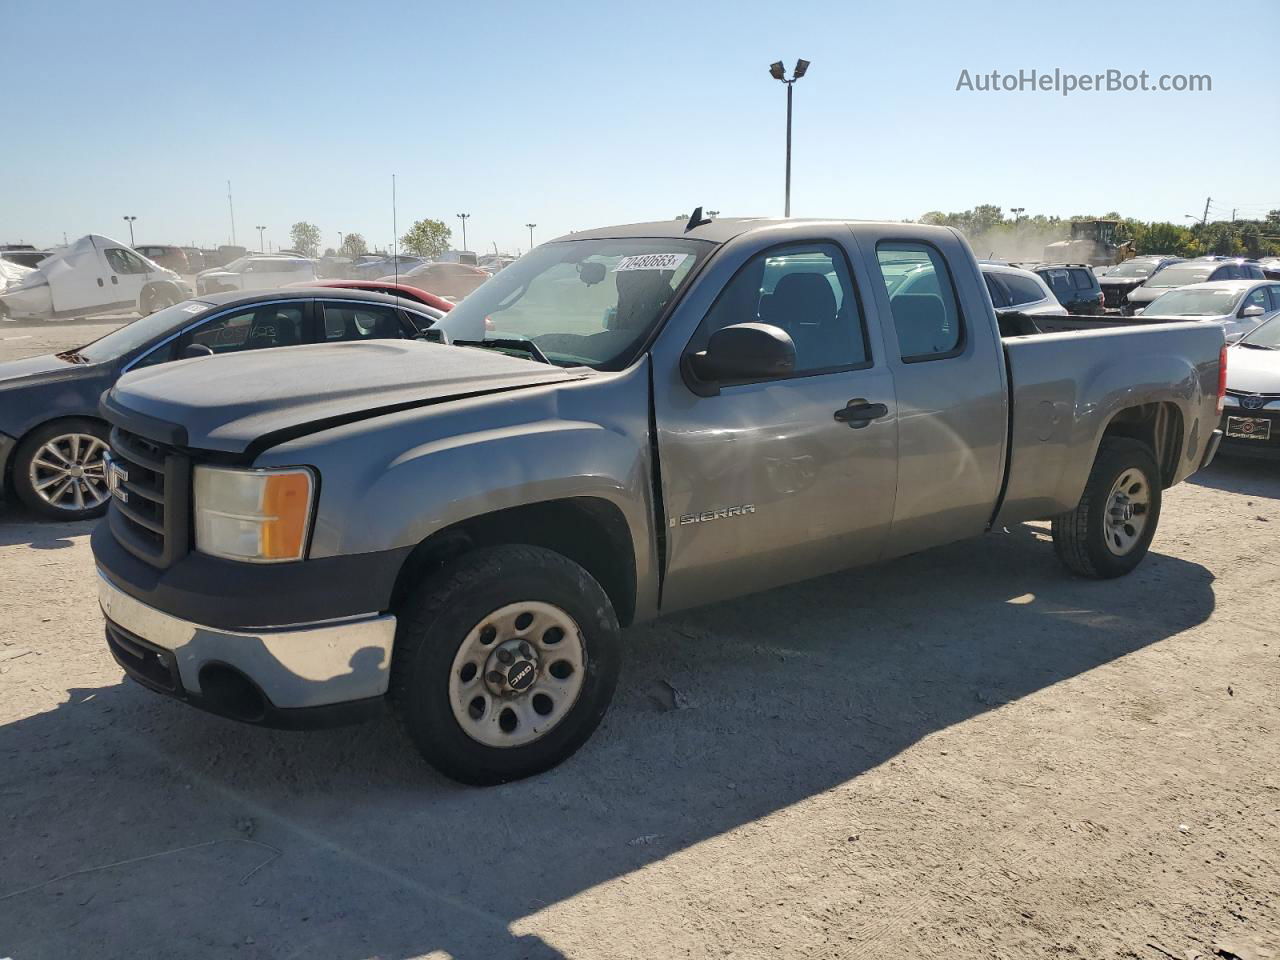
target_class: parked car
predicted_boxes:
[1219,313,1280,457]
[351,255,426,280]
[0,288,447,521]
[1098,256,1185,312]
[980,263,1063,316]
[195,256,317,295]
[0,257,34,293]
[1033,263,1105,315]
[1138,280,1280,343]
[133,245,190,274]
[389,260,489,300]
[1126,257,1267,313]
[0,234,188,321]
[91,216,1225,785]
[180,247,206,273]
[1258,257,1280,281]
[299,279,454,315]
[1,244,51,269]
[316,255,353,279]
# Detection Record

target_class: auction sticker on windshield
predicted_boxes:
[614,253,688,272]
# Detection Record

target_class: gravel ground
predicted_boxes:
[1,323,1278,960]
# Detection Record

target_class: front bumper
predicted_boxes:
[98,570,395,726]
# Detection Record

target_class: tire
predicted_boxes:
[1052,437,1162,578]
[12,418,112,521]
[390,545,621,785]
[139,285,170,315]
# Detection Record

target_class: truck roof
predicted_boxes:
[553,217,955,245]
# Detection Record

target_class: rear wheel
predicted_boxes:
[1052,437,1161,578]
[390,545,621,785]
[12,418,111,521]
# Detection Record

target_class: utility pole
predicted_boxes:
[456,213,471,252]
[227,180,237,246]
[1231,208,1236,223]
[1201,196,1211,226]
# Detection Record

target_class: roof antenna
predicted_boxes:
[392,173,399,286]
[685,206,712,232]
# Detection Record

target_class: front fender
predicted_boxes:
[256,363,659,618]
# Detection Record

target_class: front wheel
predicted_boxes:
[390,545,621,785]
[12,418,112,521]
[1052,437,1162,578]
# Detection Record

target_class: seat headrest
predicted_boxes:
[761,273,836,327]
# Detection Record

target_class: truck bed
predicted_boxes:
[994,320,1225,528]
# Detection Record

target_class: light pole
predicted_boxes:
[456,213,471,252]
[769,58,810,218]
[525,223,536,249]
[122,216,137,246]
[255,225,266,252]
[1011,207,1025,225]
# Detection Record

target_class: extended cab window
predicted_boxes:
[876,242,964,360]
[697,242,869,373]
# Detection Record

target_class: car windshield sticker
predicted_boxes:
[181,303,205,313]
[614,253,688,272]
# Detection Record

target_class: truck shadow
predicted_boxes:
[0,508,93,548]
[0,524,1215,959]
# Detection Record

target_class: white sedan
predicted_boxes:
[1138,280,1280,343]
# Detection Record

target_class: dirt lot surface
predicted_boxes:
[1,324,1278,959]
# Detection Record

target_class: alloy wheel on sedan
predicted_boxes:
[28,433,110,513]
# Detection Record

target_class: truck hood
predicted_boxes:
[105,339,587,455]
[1225,344,1280,394]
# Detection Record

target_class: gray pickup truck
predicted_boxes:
[92,217,1227,784]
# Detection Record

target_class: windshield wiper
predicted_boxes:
[1238,342,1278,350]
[454,337,552,365]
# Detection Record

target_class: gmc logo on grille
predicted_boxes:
[106,458,129,503]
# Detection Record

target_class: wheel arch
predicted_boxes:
[389,496,639,627]
[1099,400,1184,489]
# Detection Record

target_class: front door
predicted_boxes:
[654,239,898,613]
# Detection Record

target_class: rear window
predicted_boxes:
[1071,269,1094,290]
[875,242,964,360]
[1002,273,1047,305]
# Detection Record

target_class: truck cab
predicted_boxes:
[92,217,1226,785]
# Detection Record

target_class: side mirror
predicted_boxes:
[1241,304,1265,318]
[182,343,214,359]
[1133,308,1145,316]
[686,322,795,394]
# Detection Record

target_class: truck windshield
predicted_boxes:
[435,238,711,369]
[77,300,213,362]
[1147,264,1214,287]
[1145,288,1242,316]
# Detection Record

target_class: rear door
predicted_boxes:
[854,229,1009,559]
[654,236,898,612]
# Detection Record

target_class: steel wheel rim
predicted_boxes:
[28,433,109,513]
[1104,466,1151,556]
[448,600,586,748]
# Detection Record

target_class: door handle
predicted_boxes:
[97,278,104,287]
[111,276,118,285]
[834,399,888,428]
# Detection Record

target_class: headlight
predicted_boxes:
[193,466,315,562]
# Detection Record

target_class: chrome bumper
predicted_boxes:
[97,570,396,709]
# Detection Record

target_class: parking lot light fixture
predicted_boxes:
[768,58,810,217]
[526,223,536,249]
[255,225,266,252]
[122,215,137,246]
[457,213,471,253]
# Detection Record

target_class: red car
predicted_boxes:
[298,279,455,313]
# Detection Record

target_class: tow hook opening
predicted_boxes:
[198,663,268,723]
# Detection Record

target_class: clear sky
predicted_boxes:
[3,0,1276,255]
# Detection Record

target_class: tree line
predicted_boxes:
[287,219,455,261]
[918,206,1280,259]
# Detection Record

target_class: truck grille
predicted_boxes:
[1102,286,1127,308]
[107,427,191,568]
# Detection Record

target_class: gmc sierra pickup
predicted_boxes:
[91,216,1227,784]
